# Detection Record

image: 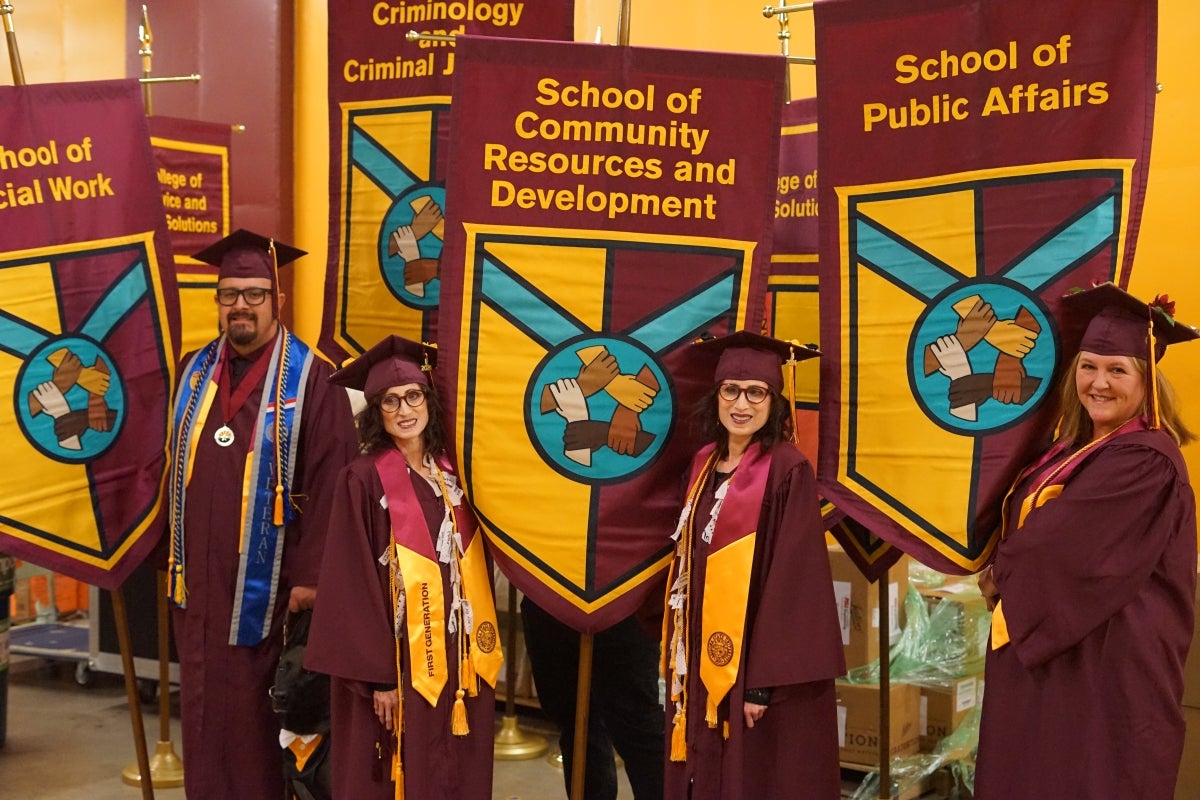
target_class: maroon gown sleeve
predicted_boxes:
[282,360,358,589]
[304,459,397,684]
[993,437,1195,670]
[744,446,847,689]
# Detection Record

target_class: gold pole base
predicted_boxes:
[493,714,550,760]
[122,740,185,788]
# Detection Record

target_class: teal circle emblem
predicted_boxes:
[15,336,126,462]
[378,184,446,309]
[910,283,1055,434]
[528,336,672,483]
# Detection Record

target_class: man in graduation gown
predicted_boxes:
[162,230,357,799]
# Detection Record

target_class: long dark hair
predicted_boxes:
[356,382,448,457]
[691,384,793,461]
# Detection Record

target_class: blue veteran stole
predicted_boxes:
[166,329,315,646]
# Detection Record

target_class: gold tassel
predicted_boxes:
[392,752,405,800]
[670,710,688,762]
[170,564,187,605]
[461,652,477,696]
[451,688,470,736]
[273,483,284,526]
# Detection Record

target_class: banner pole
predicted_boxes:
[493,583,549,760]
[112,586,156,800]
[617,0,632,46]
[569,633,595,800]
[123,572,185,787]
[138,4,153,113]
[1,1,26,86]
[877,570,891,799]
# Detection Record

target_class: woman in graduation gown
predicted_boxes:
[975,284,1198,799]
[663,331,846,800]
[305,335,503,800]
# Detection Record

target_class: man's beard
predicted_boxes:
[226,315,258,346]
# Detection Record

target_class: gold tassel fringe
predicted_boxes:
[669,711,688,762]
[451,689,470,736]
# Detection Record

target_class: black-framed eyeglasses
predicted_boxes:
[216,287,273,306]
[718,383,770,405]
[380,389,427,412]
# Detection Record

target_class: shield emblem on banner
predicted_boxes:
[829,162,1132,572]
[453,226,757,630]
[332,100,450,353]
[0,235,175,587]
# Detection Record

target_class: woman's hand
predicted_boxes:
[977,565,1000,611]
[373,688,400,731]
[743,701,767,728]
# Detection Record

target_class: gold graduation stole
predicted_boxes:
[373,449,503,712]
[665,442,771,757]
[990,416,1146,649]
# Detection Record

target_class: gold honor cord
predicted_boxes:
[268,239,287,526]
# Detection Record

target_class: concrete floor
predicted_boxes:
[0,653,628,800]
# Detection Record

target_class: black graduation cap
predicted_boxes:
[328,335,437,398]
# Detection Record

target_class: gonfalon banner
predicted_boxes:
[148,115,231,354]
[814,0,1157,573]
[0,80,180,589]
[768,98,903,581]
[319,0,574,363]
[438,36,786,632]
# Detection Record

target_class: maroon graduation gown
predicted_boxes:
[664,443,846,800]
[170,343,356,800]
[976,429,1197,800]
[305,454,496,800]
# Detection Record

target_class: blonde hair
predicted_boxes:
[1055,352,1195,447]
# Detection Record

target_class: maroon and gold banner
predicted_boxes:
[814,0,1157,573]
[319,0,574,362]
[768,99,902,581]
[437,36,786,632]
[148,116,232,354]
[0,80,180,589]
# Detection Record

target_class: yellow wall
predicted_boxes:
[7,0,1199,490]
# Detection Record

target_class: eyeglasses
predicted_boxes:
[216,287,273,306]
[718,383,770,405]
[380,389,427,412]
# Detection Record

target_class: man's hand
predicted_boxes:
[992,354,1026,404]
[288,585,317,612]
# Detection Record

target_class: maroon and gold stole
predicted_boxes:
[373,447,503,791]
[990,415,1147,649]
[664,441,773,758]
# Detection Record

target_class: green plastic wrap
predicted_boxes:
[845,582,990,684]
[848,702,981,800]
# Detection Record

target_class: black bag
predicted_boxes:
[272,609,333,800]
[270,609,331,734]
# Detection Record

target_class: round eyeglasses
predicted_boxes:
[718,383,770,405]
[380,389,427,412]
[216,287,273,306]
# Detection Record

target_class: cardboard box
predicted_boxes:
[917,676,980,752]
[835,680,921,767]
[8,577,32,624]
[828,545,910,669]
